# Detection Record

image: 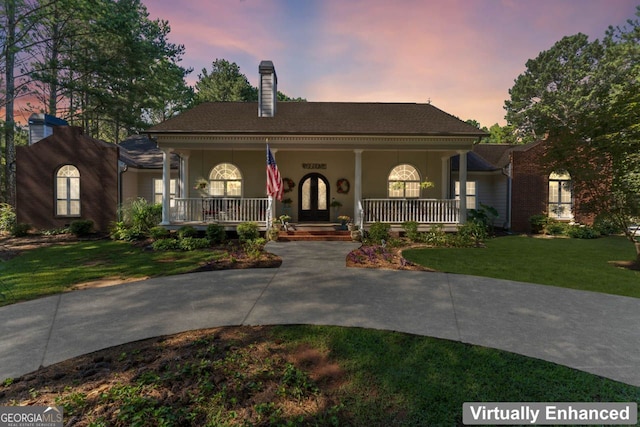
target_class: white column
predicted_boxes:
[441,156,450,199]
[269,148,278,223]
[179,152,190,198]
[458,150,468,224]
[354,149,363,226]
[160,147,173,225]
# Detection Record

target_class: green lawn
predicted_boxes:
[403,235,640,298]
[0,240,214,306]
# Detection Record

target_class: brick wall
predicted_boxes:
[16,126,119,232]
[511,142,548,232]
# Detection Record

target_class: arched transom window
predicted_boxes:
[56,165,80,216]
[549,171,572,219]
[209,163,242,197]
[388,164,421,198]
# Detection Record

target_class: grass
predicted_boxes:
[403,235,640,298]
[2,325,638,426]
[0,240,214,306]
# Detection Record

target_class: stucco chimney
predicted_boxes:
[258,60,277,117]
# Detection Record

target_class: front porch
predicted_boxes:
[168,197,461,231]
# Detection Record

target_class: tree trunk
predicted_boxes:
[635,242,640,264]
[4,0,17,207]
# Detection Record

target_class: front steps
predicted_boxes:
[275,223,356,242]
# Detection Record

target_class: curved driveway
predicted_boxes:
[1,241,639,387]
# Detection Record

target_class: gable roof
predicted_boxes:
[118,135,179,169]
[148,102,487,137]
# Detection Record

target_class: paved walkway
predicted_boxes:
[1,241,639,387]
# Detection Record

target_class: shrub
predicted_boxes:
[177,225,198,239]
[149,226,170,240]
[546,220,566,235]
[206,223,226,244]
[565,224,600,239]
[237,222,260,242]
[529,214,548,234]
[455,221,488,247]
[468,203,499,233]
[179,237,211,251]
[243,237,267,259]
[110,221,145,241]
[69,220,94,237]
[367,222,390,244]
[152,238,180,251]
[423,224,448,246]
[593,215,623,235]
[0,203,16,233]
[117,198,162,239]
[402,221,420,242]
[11,223,31,237]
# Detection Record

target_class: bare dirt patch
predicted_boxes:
[0,326,348,426]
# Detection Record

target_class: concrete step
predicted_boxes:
[277,230,354,242]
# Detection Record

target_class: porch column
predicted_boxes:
[160,147,173,225]
[441,156,450,199]
[179,152,190,198]
[354,149,363,226]
[458,150,468,224]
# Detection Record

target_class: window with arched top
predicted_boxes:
[549,171,573,219]
[209,163,243,197]
[388,164,421,198]
[56,165,80,216]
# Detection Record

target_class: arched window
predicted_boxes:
[209,163,242,197]
[56,165,80,216]
[388,164,421,198]
[549,171,572,219]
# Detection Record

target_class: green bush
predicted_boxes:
[367,222,391,244]
[69,220,94,237]
[546,220,567,235]
[11,223,31,237]
[565,225,600,239]
[529,214,548,234]
[179,237,211,251]
[455,221,488,247]
[152,238,180,251]
[178,225,198,239]
[593,215,623,235]
[116,198,162,240]
[149,226,170,240]
[237,222,260,242]
[423,224,448,246]
[402,221,420,242]
[0,203,16,233]
[243,237,267,259]
[206,223,226,244]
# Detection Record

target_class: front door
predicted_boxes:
[298,173,330,222]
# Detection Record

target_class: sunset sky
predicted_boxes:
[143,0,637,127]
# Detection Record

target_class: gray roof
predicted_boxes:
[148,102,488,137]
[119,135,179,169]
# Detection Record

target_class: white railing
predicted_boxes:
[171,198,270,226]
[362,199,460,224]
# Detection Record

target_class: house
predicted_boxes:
[16,125,120,232]
[16,121,178,232]
[451,140,602,232]
[147,60,487,230]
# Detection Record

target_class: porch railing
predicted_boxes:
[171,198,270,226]
[362,199,460,224]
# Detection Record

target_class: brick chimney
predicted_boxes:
[258,60,277,117]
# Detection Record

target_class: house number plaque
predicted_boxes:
[302,163,327,169]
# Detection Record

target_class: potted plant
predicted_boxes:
[338,215,350,230]
[194,178,209,197]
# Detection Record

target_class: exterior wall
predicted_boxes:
[121,168,178,204]
[16,126,119,232]
[452,171,509,229]
[511,143,548,232]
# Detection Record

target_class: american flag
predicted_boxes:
[266,143,283,201]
